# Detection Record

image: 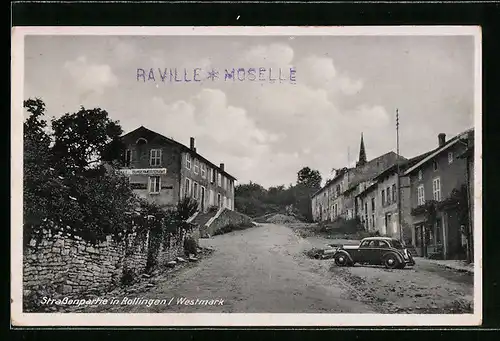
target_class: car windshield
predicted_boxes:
[391,239,404,249]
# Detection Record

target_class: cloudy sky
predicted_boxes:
[24,34,475,188]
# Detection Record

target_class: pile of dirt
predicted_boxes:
[265,214,302,224]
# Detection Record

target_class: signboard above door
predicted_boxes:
[118,168,167,176]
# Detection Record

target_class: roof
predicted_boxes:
[121,126,237,180]
[361,236,395,241]
[403,128,474,176]
[312,167,352,197]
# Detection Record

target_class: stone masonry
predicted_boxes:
[23,226,186,301]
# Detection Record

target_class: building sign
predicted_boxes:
[130,183,148,190]
[119,168,167,176]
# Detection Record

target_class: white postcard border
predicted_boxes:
[11,25,483,327]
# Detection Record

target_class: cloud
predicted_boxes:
[296,55,364,96]
[242,43,295,67]
[63,56,118,96]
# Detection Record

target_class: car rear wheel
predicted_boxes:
[384,254,400,269]
[334,253,348,267]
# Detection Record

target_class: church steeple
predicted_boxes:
[357,133,367,167]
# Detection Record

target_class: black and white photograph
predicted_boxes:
[11,26,482,326]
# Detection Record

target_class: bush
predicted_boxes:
[183,235,198,256]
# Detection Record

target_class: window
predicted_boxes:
[386,187,391,204]
[432,160,438,171]
[222,176,226,190]
[201,163,206,178]
[211,169,216,183]
[371,198,375,211]
[217,173,222,186]
[432,177,441,201]
[124,149,132,167]
[448,152,454,164]
[150,149,162,167]
[186,154,192,169]
[193,159,199,174]
[380,241,390,249]
[149,176,161,194]
[392,184,397,203]
[371,214,375,228]
[228,198,232,210]
[184,178,192,197]
[365,202,368,214]
[193,182,199,199]
[417,185,425,205]
[217,193,222,207]
[223,196,227,208]
[381,190,386,206]
[418,170,423,181]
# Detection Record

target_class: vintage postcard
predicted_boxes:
[11,26,482,326]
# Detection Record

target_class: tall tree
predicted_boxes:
[23,99,53,226]
[297,166,322,190]
[51,106,125,175]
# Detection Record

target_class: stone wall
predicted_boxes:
[23,225,188,301]
[203,208,253,237]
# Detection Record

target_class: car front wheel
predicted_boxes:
[334,253,349,267]
[384,254,400,269]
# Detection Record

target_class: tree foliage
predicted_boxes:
[51,106,124,175]
[235,168,322,221]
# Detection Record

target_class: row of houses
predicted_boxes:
[311,129,475,261]
[116,126,236,212]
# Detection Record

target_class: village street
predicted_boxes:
[72,224,473,314]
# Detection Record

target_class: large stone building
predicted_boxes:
[119,126,236,212]
[311,134,402,222]
[403,129,473,260]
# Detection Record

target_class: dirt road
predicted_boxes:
[71,223,473,314]
[77,223,374,313]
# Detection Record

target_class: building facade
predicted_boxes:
[119,126,236,212]
[404,130,473,260]
[311,134,403,223]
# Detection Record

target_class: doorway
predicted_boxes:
[200,186,206,212]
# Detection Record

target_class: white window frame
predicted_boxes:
[186,153,192,170]
[217,173,222,187]
[193,159,199,175]
[184,178,192,197]
[193,181,199,199]
[149,176,161,194]
[150,149,162,167]
[417,184,425,206]
[201,163,206,178]
[433,177,441,201]
[448,152,454,164]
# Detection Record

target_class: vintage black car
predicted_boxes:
[333,237,415,269]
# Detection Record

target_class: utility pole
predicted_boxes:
[396,109,403,242]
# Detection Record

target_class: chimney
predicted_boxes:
[190,137,195,150]
[220,163,225,172]
[438,133,446,147]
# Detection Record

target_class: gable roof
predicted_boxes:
[403,128,473,176]
[121,126,237,180]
